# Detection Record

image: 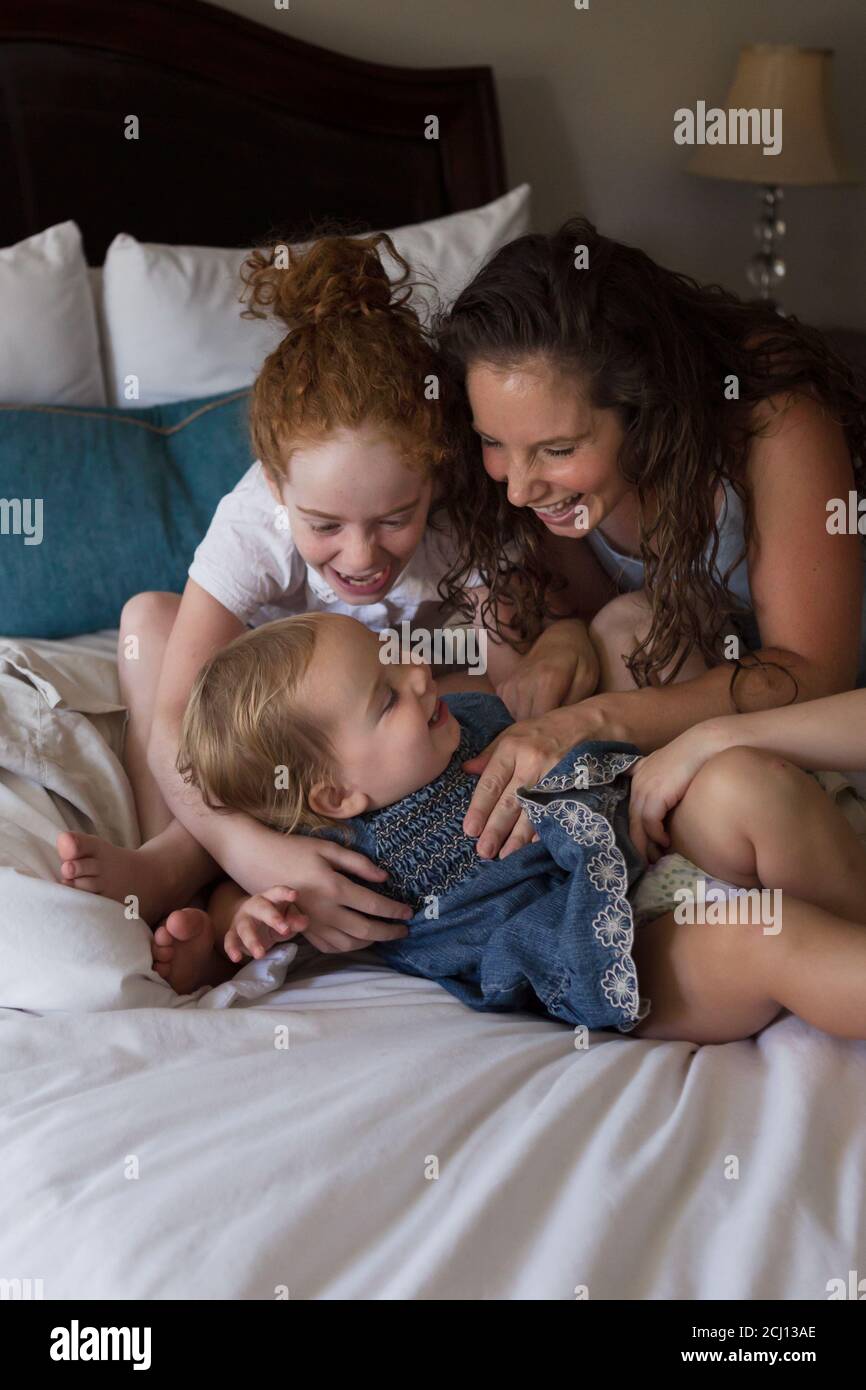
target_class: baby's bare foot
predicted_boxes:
[57,829,173,926]
[152,908,220,995]
[57,830,160,916]
[56,827,210,927]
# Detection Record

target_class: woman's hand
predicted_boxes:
[627,721,728,861]
[462,700,612,860]
[226,827,412,954]
[495,619,599,721]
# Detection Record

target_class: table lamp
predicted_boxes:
[687,44,853,311]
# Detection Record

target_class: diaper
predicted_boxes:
[629,852,734,927]
[812,769,866,841]
[629,768,866,927]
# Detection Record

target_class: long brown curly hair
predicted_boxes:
[240,231,449,484]
[435,216,866,685]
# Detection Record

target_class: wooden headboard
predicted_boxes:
[0,0,506,263]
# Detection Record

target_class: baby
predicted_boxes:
[167,612,866,1044]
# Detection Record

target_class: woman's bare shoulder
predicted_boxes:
[748,388,846,451]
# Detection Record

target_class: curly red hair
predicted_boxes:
[240,232,449,483]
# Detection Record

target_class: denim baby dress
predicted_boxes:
[328,692,651,1033]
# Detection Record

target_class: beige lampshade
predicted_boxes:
[687,44,852,185]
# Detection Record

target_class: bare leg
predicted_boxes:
[117,590,181,840]
[631,745,866,1042]
[667,745,866,925]
[590,590,711,693]
[632,897,866,1043]
[56,590,217,926]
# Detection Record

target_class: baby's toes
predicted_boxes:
[60,857,99,881]
[57,830,101,861]
[151,926,174,975]
[164,908,211,943]
[68,876,103,894]
[56,830,84,863]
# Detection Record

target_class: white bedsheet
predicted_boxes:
[0,633,863,1299]
[2,963,863,1300]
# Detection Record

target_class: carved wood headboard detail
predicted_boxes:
[0,0,506,262]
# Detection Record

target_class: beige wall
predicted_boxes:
[217,0,866,329]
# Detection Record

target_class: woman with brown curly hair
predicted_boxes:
[436,217,866,861]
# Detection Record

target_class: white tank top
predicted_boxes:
[585,480,752,611]
[586,480,866,685]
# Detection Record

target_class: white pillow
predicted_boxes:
[0,222,106,406]
[100,185,531,408]
[379,183,532,324]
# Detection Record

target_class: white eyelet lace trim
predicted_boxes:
[518,750,650,1032]
[527,749,640,794]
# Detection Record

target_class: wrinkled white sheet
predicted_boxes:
[1,960,864,1299]
[0,634,863,1299]
[0,632,297,1012]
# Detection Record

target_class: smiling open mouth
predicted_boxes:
[531,492,583,519]
[333,565,390,589]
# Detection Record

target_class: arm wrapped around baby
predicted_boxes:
[178,615,649,1030]
[320,691,650,1033]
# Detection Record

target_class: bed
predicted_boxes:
[1,0,864,1303]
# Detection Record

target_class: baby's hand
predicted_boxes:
[223,886,308,963]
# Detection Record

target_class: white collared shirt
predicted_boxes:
[189,462,476,629]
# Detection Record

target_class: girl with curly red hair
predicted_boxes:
[55,233,598,961]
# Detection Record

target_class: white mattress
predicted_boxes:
[0,632,863,1299]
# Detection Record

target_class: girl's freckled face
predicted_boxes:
[267,423,433,603]
[466,359,630,536]
[301,618,461,811]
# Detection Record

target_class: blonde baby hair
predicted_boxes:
[176,614,340,836]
